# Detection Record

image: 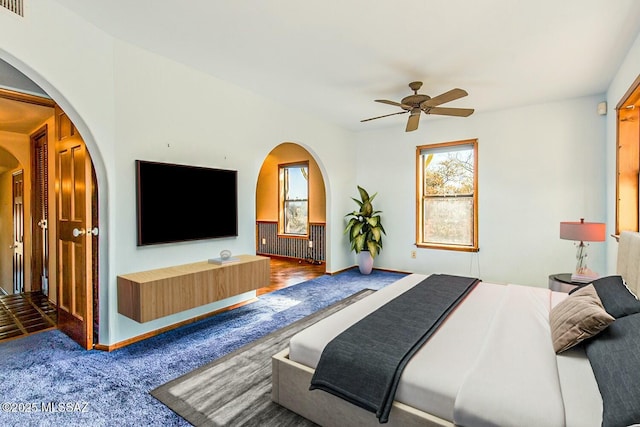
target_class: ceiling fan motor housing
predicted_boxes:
[401,94,430,109]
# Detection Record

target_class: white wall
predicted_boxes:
[109,42,356,343]
[355,96,607,287]
[605,31,640,274]
[1,1,357,345]
[0,0,628,344]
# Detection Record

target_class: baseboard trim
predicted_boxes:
[94,297,260,352]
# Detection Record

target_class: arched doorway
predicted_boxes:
[256,142,327,269]
[0,63,100,350]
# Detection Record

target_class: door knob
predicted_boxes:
[89,227,99,236]
[72,228,86,237]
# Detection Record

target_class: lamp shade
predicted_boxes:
[559,218,606,242]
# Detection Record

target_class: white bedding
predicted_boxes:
[288,273,602,426]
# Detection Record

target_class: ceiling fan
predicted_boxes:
[361,81,474,132]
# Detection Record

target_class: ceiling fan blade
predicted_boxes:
[375,99,412,109]
[421,88,468,108]
[360,110,409,122]
[375,99,403,107]
[405,111,421,132]
[424,107,475,117]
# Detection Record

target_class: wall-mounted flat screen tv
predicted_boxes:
[136,160,238,246]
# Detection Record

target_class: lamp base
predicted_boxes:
[571,268,599,284]
[575,241,588,272]
[572,241,599,283]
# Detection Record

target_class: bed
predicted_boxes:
[271,231,640,426]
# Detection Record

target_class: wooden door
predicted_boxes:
[31,125,49,295]
[55,107,94,349]
[12,170,24,294]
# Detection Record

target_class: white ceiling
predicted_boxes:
[4,1,640,133]
[0,97,53,134]
[0,59,53,134]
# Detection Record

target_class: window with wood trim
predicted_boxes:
[279,162,309,236]
[616,75,640,235]
[416,139,478,251]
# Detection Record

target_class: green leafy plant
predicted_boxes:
[344,186,386,258]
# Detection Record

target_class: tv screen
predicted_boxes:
[136,160,238,246]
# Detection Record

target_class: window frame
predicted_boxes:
[278,161,310,238]
[415,139,479,252]
[615,74,640,235]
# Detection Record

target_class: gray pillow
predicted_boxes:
[585,312,640,427]
[591,275,640,318]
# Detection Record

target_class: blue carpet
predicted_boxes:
[0,268,406,426]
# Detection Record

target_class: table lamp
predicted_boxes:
[559,218,606,282]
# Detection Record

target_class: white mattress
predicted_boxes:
[288,273,602,425]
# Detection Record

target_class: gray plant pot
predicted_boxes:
[358,251,374,275]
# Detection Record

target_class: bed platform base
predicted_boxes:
[271,348,452,427]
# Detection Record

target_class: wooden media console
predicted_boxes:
[117,254,270,323]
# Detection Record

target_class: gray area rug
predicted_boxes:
[151,289,374,426]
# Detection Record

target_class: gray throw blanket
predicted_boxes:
[309,274,479,423]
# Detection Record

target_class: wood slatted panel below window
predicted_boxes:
[257,221,325,261]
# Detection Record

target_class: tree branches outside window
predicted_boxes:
[279,163,309,236]
[416,139,478,252]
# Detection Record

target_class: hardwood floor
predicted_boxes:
[258,256,326,296]
[0,291,57,343]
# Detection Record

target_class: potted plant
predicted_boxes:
[344,186,386,274]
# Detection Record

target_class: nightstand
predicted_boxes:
[548,273,581,293]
